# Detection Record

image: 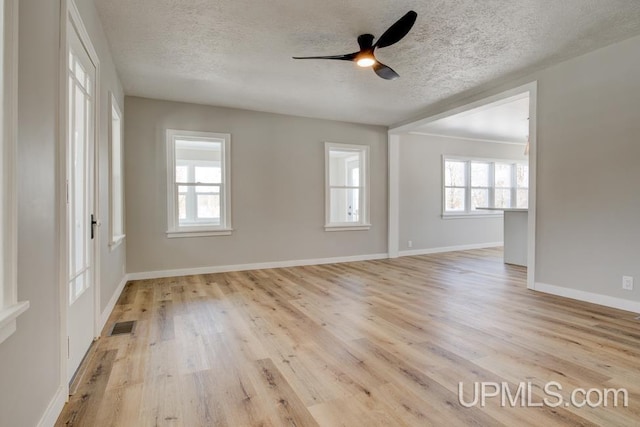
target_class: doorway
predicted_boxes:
[388,82,537,288]
[61,0,101,385]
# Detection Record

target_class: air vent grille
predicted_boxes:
[109,320,136,336]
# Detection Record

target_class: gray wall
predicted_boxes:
[124,97,388,274]
[399,133,527,252]
[0,1,125,426]
[534,34,640,301]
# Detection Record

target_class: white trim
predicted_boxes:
[399,242,503,257]
[526,83,538,290]
[533,282,640,314]
[0,0,27,344]
[324,225,371,232]
[0,301,29,343]
[108,92,125,247]
[408,131,526,146]
[387,134,400,258]
[99,274,127,333]
[127,253,389,281]
[441,213,503,219]
[108,234,125,251]
[36,385,67,427]
[166,229,233,238]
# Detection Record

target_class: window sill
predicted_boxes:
[441,213,503,220]
[325,224,371,232]
[166,228,233,238]
[0,301,30,344]
[109,235,126,251]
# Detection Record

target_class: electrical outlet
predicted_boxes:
[622,276,634,291]
[408,240,413,248]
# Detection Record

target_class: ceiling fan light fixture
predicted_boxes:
[356,53,376,68]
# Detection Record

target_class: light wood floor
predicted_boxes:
[57,248,640,426]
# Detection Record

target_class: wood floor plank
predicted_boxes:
[57,248,640,426]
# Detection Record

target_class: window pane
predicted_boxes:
[195,166,221,184]
[495,163,512,187]
[350,167,360,187]
[176,165,188,183]
[517,164,529,188]
[178,195,187,219]
[445,188,465,212]
[176,139,222,163]
[471,189,489,210]
[329,150,361,187]
[471,162,489,187]
[329,188,360,223]
[196,194,220,221]
[517,189,529,209]
[445,161,466,187]
[495,189,512,208]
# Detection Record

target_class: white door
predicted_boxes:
[66,21,97,383]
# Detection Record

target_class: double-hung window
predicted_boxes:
[443,156,528,215]
[109,93,125,248]
[325,143,370,231]
[166,130,232,237]
[1,0,29,344]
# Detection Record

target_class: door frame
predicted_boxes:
[388,81,538,289]
[58,0,101,394]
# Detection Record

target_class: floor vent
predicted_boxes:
[109,320,136,336]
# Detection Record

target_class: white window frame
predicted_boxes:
[166,129,232,238]
[442,155,528,218]
[0,0,29,344]
[108,93,125,249]
[325,142,371,231]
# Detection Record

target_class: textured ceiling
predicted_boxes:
[95,0,640,126]
[413,94,530,143]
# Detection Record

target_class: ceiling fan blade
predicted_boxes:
[292,52,358,61]
[374,11,417,49]
[373,62,399,80]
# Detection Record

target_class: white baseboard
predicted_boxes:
[534,282,640,314]
[37,385,67,427]
[99,275,129,332]
[398,242,503,257]
[127,253,389,281]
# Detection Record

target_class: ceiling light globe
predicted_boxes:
[356,57,376,68]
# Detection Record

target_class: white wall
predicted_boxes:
[124,97,388,275]
[0,1,125,425]
[399,133,527,252]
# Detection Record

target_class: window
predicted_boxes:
[325,143,370,231]
[166,130,231,237]
[443,156,528,215]
[1,0,29,344]
[109,93,125,248]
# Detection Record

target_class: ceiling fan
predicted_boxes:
[293,11,418,80]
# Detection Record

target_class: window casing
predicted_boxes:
[443,156,528,216]
[1,0,29,344]
[325,143,370,231]
[166,130,232,237]
[109,93,124,248]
